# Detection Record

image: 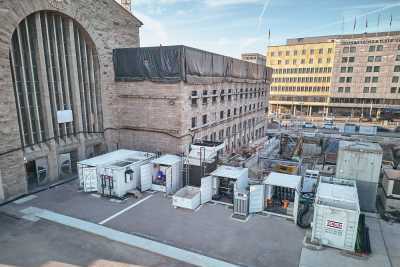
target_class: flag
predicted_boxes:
[390,14,393,28]
[377,14,381,28]
[353,17,357,32]
[365,16,368,30]
[268,28,271,41]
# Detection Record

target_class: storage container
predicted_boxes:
[97,151,156,198]
[312,177,360,252]
[173,186,201,210]
[140,154,182,195]
[78,150,156,192]
[263,172,302,223]
[209,165,249,205]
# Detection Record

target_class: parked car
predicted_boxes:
[303,122,317,129]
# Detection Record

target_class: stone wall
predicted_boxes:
[0,0,141,201]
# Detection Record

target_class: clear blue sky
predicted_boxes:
[132,0,400,59]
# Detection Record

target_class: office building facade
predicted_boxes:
[267,31,400,117]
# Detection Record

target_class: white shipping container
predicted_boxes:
[97,152,156,198]
[311,177,360,252]
[78,150,156,192]
[336,141,383,183]
[140,154,182,195]
[173,186,201,210]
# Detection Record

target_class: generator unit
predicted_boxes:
[311,177,360,252]
[97,151,156,198]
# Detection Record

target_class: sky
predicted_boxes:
[131,0,400,59]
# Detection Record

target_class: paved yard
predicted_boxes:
[1,180,399,267]
[0,213,191,267]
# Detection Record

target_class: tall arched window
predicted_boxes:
[10,11,103,147]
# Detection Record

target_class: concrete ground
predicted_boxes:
[1,180,399,267]
[0,212,191,267]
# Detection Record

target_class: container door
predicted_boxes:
[83,167,97,192]
[140,164,152,192]
[166,167,173,194]
[201,176,213,204]
[249,184,264,213]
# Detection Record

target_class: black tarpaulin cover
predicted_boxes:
[113,45,267,83]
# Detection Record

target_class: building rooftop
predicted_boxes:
[113,45,269,84]
[339,141,383,154]
[263,172,302,189]
[287,31,400,45]
[211,165,248,179]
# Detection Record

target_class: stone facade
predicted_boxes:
[114,78,269,155]
[0,0,141,201]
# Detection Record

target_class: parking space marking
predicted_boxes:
[21,207,240,267]
[99,195,153,225]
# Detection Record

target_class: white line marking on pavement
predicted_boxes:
[13,195,37,204]
[99,195,153,225]
[20,207,239,267]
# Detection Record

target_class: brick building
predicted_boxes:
[0,0,142,201]
[113,46,270,155]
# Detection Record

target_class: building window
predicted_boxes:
[301,59,305,64]
[270,52,275,56]
[391,87,397,93]
[372,77,379,83]
[345,87,351,93]
[328,48,332,54]
[374,66,380,72]
[395,65,400,72]
[191,98,198,106]
[294,50,298,56]
[202,97,207,105]
[348,67,353,73]
[318,58,322,64]
[346,77,352,83]
[278,51,282,56]
[191,90,198,96]
[327,58,331,63]
[377,45,383,51]
[364,87,370,93]
[286,51,290,56]
[350,47,356,53]
[319,48,323,54]
[365,77,371,83]
[369,45,376,52]
[302,49,306,55]
[309,58,313,64]
[366,66,373,72]
[375,56,382,62]
[368,56,374,62]
[343,47,349,53]
[348,57,355,63]
[393,76,399,83]
[310,49,314,55]
[202,115,207,125]
[285,60,289,65]
[342,57,348,63]
[338,87,344,93]
[370,87,377,93]
[191,117,197,128]
[396,55,400,61]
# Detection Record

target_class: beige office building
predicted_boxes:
[267,31,400,117]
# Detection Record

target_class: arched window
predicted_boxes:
[10,11,102,147]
